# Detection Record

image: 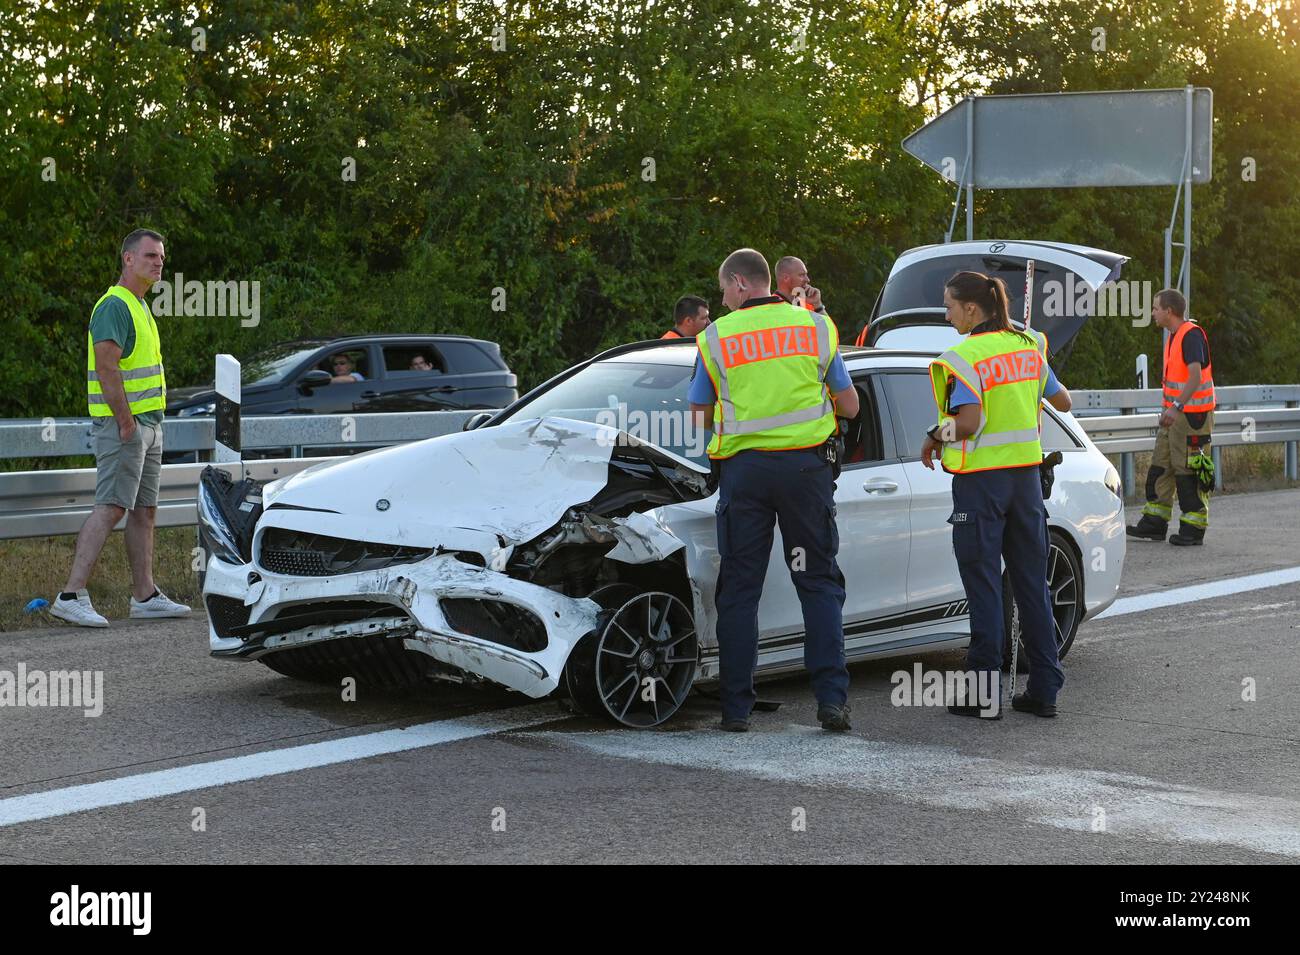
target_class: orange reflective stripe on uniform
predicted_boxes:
[974,348,1042,392]
[718,323,821,368]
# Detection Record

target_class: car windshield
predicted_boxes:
[239,344,323,386]
[498,358,706,463]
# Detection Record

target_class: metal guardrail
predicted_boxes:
[0,410,475,459]
[0,391,1296,540]
[1069,385,1300,492]
[0,458,334,540]
[0,410,474,540]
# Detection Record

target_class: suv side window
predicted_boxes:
[384,345,446,375]
[438,341,501,373]
[319,348,370,381]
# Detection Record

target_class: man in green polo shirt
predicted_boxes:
[50,229,191,627]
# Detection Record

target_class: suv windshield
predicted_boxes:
[239,344,323,386]
[498,359,705,463]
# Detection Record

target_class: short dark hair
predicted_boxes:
[674,295,708,325]
[719,248,770,287]
[1155,288,1186,317]
[121,229,164,261]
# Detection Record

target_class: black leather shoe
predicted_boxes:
[817,703,851,732]
[1169,533,1204,546]
[1011,693,1057,717]
[947,703,1002,720]
[720,718,750,732]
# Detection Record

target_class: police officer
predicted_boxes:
[920,271,1071,719]
[689,248,860,732]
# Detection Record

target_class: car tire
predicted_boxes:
[1002,529,1084,673]
[564,590,698,728]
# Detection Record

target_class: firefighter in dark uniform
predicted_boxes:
[921,271,1071,719]
[690,248,860,732]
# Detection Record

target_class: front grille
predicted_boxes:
[207,594,253,638]
[258,528,433,577]
[440,598,548,653]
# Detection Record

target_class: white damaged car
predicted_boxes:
[199,243,1128,727]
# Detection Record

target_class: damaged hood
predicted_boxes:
[259,416,710,558]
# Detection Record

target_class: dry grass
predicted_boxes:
[1108,442,1299,501]
[1,526,203,633]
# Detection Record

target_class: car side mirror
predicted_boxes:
[300,369,332,390]
[463,412,493,431]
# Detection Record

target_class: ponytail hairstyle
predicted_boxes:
[945,270,1034,344]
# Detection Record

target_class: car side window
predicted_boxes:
[882,372,939,459]
[841,376,885,467]
[1041,408,1082,451]
[319,348,369,381]
[438,341,501,373]
[384,346,446,375]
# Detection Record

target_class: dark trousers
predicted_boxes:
[714,448,849,721]
[950,467,1064,705]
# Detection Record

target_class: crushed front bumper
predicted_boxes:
[204,552,601,697]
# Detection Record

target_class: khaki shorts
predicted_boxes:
[93,418,163,509]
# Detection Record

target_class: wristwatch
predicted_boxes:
[926,424,944,442]
[1171,399,1185,411]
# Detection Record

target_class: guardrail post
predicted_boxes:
[1121,407,1135,499]
[1212,444,1223,491]
[214,354,241,464]
[1288,400,1299,481]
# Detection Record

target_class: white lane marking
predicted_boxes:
[0,706,563,828]
[1094,566,1300,620]
[540,726,1300,858]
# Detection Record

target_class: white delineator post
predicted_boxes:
[214,354,241,463]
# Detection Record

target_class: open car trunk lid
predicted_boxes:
[862,240,1129,361]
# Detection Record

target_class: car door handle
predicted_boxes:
[433,385,457,393]
[362,390,381,398]
[862,479,899,494]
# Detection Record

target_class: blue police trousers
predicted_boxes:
[949,466,1064,705]
[714,448,850,721]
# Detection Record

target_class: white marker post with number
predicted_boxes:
[214,354,241,464]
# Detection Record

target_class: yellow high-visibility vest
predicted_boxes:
[697,301,838,460]
[87,286,166,417]
[929,330,1048,473]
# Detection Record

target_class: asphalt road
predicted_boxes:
[2,488,1298,864]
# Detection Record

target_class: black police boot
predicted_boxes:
[1011,693,1058,718]
[719,717,750,732]
[1126,513,1168,541]
[1169,523,1205,546]
[817,703,851,732]
[946,702,1003,720]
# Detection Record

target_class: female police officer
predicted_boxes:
[920,271,1072,719]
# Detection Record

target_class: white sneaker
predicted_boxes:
[129,590,192,619]
[50,590,109,628]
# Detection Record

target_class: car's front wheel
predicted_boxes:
[1003,530,1084,672]
[565,591,698,727]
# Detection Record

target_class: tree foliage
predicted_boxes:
[2,0,1297,420]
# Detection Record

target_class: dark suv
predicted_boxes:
[167,335,517,419]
